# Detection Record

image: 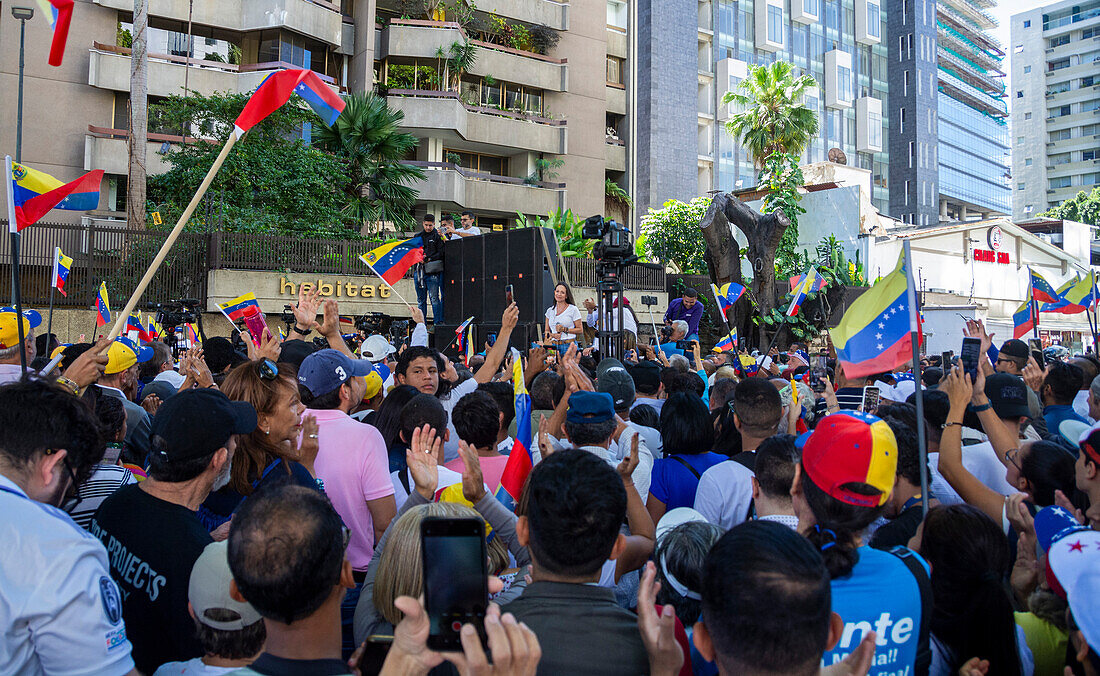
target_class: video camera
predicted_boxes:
[147,298,201,329]
[582,215,634,264]
[355,312,388,335]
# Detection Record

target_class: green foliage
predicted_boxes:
[759,153,806,275]
[604,179,632,208]
[117,23,132,49]
[148,92,353,238]
[313,92,426,234]
[723,62,819,169]
[526,157,563,184]
[1040,186,1100,228]
[639,197,712,273]
[435,40,478,91]
[445,151,462,166]
[515,209,593,258]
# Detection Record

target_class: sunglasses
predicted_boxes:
[45,449,82,512]
[258,358,279,381]
[1005,447,1022,471]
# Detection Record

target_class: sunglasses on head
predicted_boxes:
[259,358,279,381]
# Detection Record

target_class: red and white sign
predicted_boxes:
[973,248,1010,264]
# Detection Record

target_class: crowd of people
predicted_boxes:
[2,284,1100,676]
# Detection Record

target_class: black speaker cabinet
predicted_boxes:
[440,227,558,333]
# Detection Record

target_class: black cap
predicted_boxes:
[278,339,316,370]
[627,359,661,394]
[984,373,1030,419]
[999,339,1029,362]
[150,389,257,463]
[596,358,636,410]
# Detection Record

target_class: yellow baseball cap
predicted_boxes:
[0,308,41,350]
[105,336,154,375]
[362,370,383,401]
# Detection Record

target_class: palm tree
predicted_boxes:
[313,93,425,235]
[700,61,820,345]
[722,60,819,167]
[435,40,477,92]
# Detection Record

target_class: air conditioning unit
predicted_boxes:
[929,287,951,294]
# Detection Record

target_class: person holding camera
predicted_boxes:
[544,283,583,354]
[414,215,445,323]
[663,287,703,342]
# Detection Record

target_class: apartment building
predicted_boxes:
[635,0,892,219]
[1010,0,1100,222]
[890,0,1012,225]
[0,0,625,228]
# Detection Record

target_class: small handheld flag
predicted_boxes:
[1013,298,1038,339]
[787,268,827,318]
[495,358,533,511]
[10,161,103,232]
[234,69,346,138]
[711,282,746,320]
[713,328,738,352]
[359,236,425,286]
[464,323,476,366]
[217,292,262,322]
[52,247,73,297]
[34,0,75,67]
[831,254,918,379]
[95,282,111,327]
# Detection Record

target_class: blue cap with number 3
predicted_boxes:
[298,348,374,398]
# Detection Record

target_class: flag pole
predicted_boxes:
[46,280,55,353]
[5,157,27,373]
[362,261,416,311]
[709,283,735,337]
[106,133,238,341]
[1028,267,1039,339]
[903,240,929,518]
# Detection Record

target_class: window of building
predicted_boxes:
[1049,58,1070,70]
[1083,99,1100,112]
[838,65,852,101]
[1024,65,1032,73]
[1050,176,1072,189]
[869,110,882,148]
[1025,112,1032,120]
[1025,158,1033,166]
[1024,19,1030,27]
[1082,76,1095,87]
[1084,149,1098,161]
[1018,182,1026,190]
[1057,105,1071,116]
[768,5,784,45]
[1084,27,1099,39]
[908,141,914,168]
[1049,34,1070,48]
[1050,129,1072,141]
[804,0,819,16]
[1051,152,1071,165]
[1018,136,1025,145]
[903,69,909,95]
[1083,123,1100,136]
[606,56,624,85]
[1017,90,1024,98]
[1014,44,1023,53]
[899,107,905,133]
[868,2,880,38]
[1050,80,1071,94]
[444,148,508,176]
[606,0,627,29]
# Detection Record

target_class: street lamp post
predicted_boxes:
[9,6,34,369]
[12,6,34,162]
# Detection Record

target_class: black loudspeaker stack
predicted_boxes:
[433,227,558,356]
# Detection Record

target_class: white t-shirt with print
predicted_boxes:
[545,304,582,342]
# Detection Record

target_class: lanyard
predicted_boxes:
[902,494,923,512]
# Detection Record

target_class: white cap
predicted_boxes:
[656,507,708,541]
[154,369,187,389]
[188,541,262,631]
[361,335,396,361]
[1048,529,1100,652]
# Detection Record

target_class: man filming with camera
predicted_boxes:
[663,287,702,342]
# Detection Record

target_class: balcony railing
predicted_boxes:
[386,89,563,126]
[388,19,567,65]
[405,161,564,189]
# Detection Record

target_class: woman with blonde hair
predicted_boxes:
[200,358,320,529]
[354,427,529,644]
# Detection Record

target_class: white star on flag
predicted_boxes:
[876,333,882,339]
[878,322,885,329]
[877,343,884,349]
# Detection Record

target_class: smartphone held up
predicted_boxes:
[421,517,489,651]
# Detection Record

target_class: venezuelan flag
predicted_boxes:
[52,246,73,297]
[711,282,746,320]
[234,69,345,138]
[713,328,738,352]
[1029,268,1061,304]
[464,323,476,366]
[831,255,917,379]
[126,312,144,339]
[359,236,425,286]
[10,161,103,232]
[188,324,200,345]
[34,0,74,67]
[218,292,262,322]
[736,353,759,377]
[147,317,162,340]
[1060,272,1098,312]
[95,282,111,327]
[787,267,827,318]
[1013,298,1037,339]
[495,359,533,512]
[1041,277,1076,314]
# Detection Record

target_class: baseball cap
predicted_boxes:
[797,410,897,507]
[626,359,661,393]
[656,507,707,540]
[361,335,396,361]
[277,339,316,369]
[189,541,262,631]
[362,370,384,401]
[1048,529,1100,637]
[566,391,615,425]
[104,336,154,375]
[1078,425,1100,465]
[596,358,635,410]
[983,373,1030,419]
[298,348,374,398]
[150,388,257,462]
[999,339,1029,362]
[1034,505,1088,552]
[0,308,41,350]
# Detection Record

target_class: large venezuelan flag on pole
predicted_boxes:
[34,0,75,67]
[787,267,827,318]
[10,161,103,232]
[710,282,746,320]
[1013,298,1038,339]
[831,255,918,379]
[495,359,533,512]
[234,69,345,137]
[359,236,425,286]
[1029,268,1062,304]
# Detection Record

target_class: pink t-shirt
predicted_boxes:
[309,408,394,570]
[443,455,510,494]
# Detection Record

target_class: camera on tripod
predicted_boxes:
[582,215,634,265]
[150,299,201,329]
[355,312,388,335]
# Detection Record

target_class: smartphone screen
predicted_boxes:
[421,517,488,651]
[941,351,952,370]
[1028,339,1045,368]
[811,356,827,393]
[862,386,880,413]
[960,337,982,382]
[487,332,497,347]
[505,284,514,307]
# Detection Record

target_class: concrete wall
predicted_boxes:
[387,96,566,155]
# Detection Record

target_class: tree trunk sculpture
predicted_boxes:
[699,192,791,345]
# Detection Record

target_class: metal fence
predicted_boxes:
[1,222,668,308]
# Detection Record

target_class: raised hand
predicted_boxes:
[406,424,441,499]
[637,562,683,676]
[61,336,110,388]
[293,286,321,333]
[458,440,487,503]
[298,414,320,474]
[537,415,555,460]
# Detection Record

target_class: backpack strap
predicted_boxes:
[887,546,933,676]
[669,455,702,480]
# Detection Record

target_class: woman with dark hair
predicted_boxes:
[911,504,1031,675]
[793,411,931,671]
[711,393,743,457]
[372,384,420,472]
[544,282,583,353]
[939,367,1078,529]
[654,520,723,676]
[200,359,320,529]
[629,402,660,430]
[647,392,727,523]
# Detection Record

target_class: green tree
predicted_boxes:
[148,92,353,238]
[435,40,477,91]
[1040,186,1100,228]
[640,197,712,273]
[515,209,593,258]
[313,93,426,234]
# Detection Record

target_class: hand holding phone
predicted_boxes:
[505,284,514,307]
[422,517,489,651]
[960,337,981,383]
[861,386,880,413]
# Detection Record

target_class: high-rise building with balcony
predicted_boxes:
[0,0,626,229]
[890,0,1012,225]
[634,0,892,220]
[1010,0,1100,222]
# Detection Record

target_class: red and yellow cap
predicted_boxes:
[798,411,897,507]
[0,308,41,350]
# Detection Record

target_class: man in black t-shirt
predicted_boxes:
[414,214,446,323]
[89,389,256,674]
